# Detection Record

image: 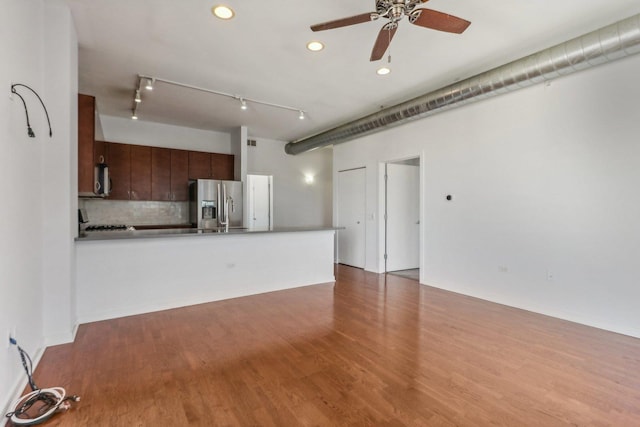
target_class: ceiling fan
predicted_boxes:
[310,0,471,61]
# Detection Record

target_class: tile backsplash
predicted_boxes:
[79,199,189,226]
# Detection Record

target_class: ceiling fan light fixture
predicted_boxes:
[306,41,324,52]
[376,67,391,76]
[212,5,235,20]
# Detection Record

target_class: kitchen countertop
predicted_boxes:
[76,226,339,242]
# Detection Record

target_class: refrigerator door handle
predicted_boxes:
[219,182,228,226]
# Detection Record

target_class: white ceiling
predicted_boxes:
[65,0,640,142]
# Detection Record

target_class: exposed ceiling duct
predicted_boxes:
[285,13,640,155]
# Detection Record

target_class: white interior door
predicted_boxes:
[386,163,419,271]
[247,174,272,229]
[337,168,366,268]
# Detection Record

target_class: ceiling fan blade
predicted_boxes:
[370,23,398,62]
[410,8,471,34]
[310,13,375,32]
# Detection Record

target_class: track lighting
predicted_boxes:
[134,74,306,122]
[131,109,138,120]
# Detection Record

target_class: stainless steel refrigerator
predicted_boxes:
[189,179,243,229]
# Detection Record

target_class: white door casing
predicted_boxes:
[337,168,366,268]
[247,174,272,229]
[386,163,420,271]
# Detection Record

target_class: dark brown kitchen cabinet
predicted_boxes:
[106,142,131,200]
[78,94,95,194]
[188,151,211,179]
[151,147,171,201]
[188,151,235,180]
[211,153,234,180]
[94,140,106,165]
[89,139,234,200]
[152,148,189,201]
[170,150,189,201]
[130,145,152,200]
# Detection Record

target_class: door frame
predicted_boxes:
[378,154,424,280]
[336,166,367,268]
[246,174,273,229]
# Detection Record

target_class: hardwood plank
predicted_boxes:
[21,265,640,426]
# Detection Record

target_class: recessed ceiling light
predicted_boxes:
[376,67,391,76]
[306,41,324,52]
[212,5,234,20]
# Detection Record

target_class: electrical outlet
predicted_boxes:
[498,265,508,273]
[546,270,554,281]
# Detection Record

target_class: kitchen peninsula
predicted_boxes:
[76,227,336,324]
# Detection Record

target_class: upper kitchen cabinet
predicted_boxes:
[211,153,234,180]
[151,148,189,201]
[78,94,95,195]
[151,147,171,201]
[170,150,189,200]
[130,145,152,200]
[188,151,235,180]
[106,143,152,201]
[106,142,131,200]
[188,151,211,180]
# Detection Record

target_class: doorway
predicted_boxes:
[337,167,366,268]
[384,159,420,280]
[247,174,273,229]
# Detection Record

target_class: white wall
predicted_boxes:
[99,114,231,153]
[248,138,332,227]
[1,0,77,414]
[76,231,335,323]
[333,53,640,338]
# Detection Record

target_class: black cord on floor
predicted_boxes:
[5,339,80,425]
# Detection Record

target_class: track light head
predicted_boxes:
[145,78,154,91]
[134,90,142,103]
[131,109,138,120]
[299,110,305,120]
[240,98,247,110]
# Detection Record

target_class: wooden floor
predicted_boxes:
[13,265,640,426]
